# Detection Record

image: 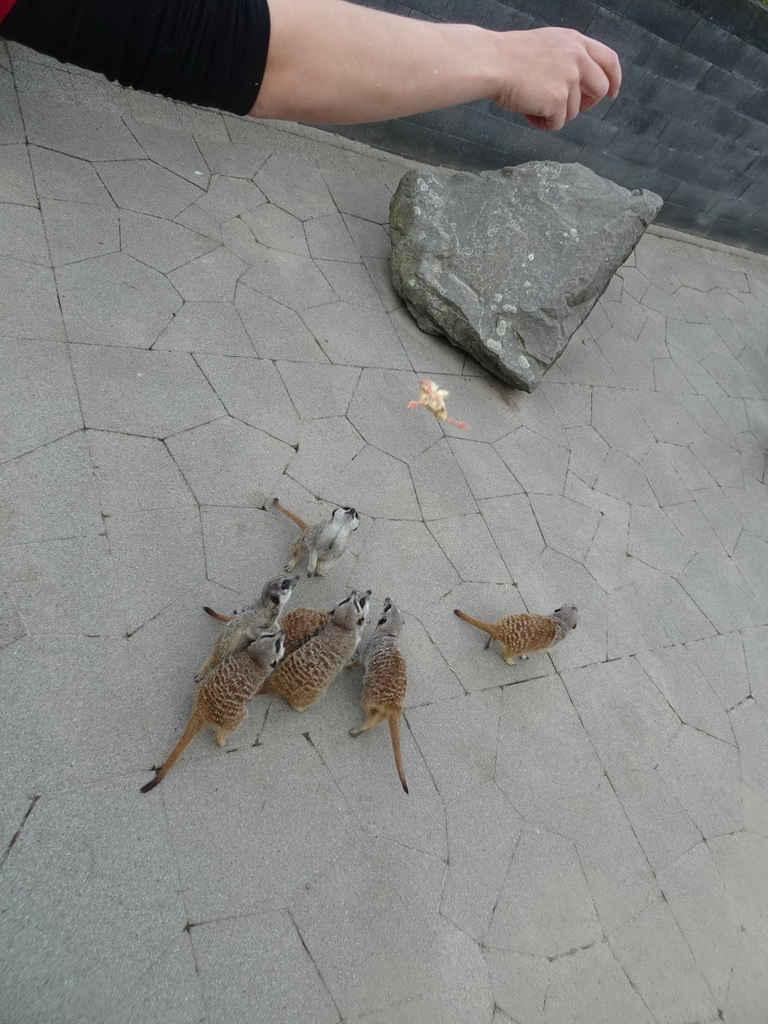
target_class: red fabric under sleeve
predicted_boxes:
[0,0,21,22]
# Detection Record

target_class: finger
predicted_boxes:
[565,81,582,124]
[585,37,622,97]
[543,103,567,132]
[578,61,611,112]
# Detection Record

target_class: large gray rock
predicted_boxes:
[390,162,662,391]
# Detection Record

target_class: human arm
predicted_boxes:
[251,0,621,130]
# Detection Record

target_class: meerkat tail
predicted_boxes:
[272,498,311,532]
[140,710,205,792]
[387,712,409,794]
[202,607,232,622]
[453,609,496,637]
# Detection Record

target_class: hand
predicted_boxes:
[491,27,621,132]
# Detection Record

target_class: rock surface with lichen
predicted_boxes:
[389,161,662,391]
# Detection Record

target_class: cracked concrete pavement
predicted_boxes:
[2,39,768,1024]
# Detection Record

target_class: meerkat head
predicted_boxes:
[247,629,286,669]
[553,605,578,630]
[261,574,301,608]
[332,506,360,530]
[331,589,372,630]
[376,598,404,636]
[357,589,372,620]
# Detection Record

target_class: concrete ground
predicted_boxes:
[2,40,768,1024]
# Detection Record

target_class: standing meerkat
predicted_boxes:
[258,590,371,711]
[349,598,410,794]
[272,497,359,577]
[453,605,578,665]
[196,574,299,680]
[141,629,286,793]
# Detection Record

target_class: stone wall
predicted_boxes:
[321,0,768,253]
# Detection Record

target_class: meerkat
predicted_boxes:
[349,598,410,794]
[141,630,285,792]
[258,590,371,711]
[453,605,578,665]
[203,602,330,657]
[196,574,300,680]
[279,605,331,656]
[272,498,359,577]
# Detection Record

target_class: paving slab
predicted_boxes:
[304,300,411,368]
[191,174,265,222]
[105,506,205,633]
[657,841,742,1005]
[0,338,81,463]
[289,832,446,1019]
[119,209,216,272]
[406,690,501,804]
[441,781,522,940]
[610,899,719,1024]
[317,257,384,308]
[636,645,733,743]
[545,943,653,1024]
[0,143,35,205]
[87,430,195,515]
[679,551,765,632]
[241,201,309,254]
[0,534,126,637]
[656,724,742,838]
[287,415,365,493]
[124,116,209,186]
[255,153,336,221]
[200,505,298,595]
[411,439,478,519]
[574,774,660,935]
[236,283,328,361]
[564,657,680,774]
[496,675,604,839]
[1,780,186,1024]
[59,252,182,347]
[71,345,224,435]
[323,443,421,519]
[103,935,205,1024]
[19,91,144,160]
[3,61,768,1024]
[168,245,247,302]
[0,256,64,340]
[154,299,255,356]
[159,741,357,921]
[730,698,768,803]
[686,631,751,710]
[0,432,103,544]
[41,198,120,265]
[190,912,338,1024]
[310,707,448,861]
[486,825,602,957]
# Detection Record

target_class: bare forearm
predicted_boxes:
[252,0,621,130]
[253,0,499,123]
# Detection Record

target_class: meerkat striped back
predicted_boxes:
[259,591,371,711]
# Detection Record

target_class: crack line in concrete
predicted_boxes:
[1,794,39,868]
